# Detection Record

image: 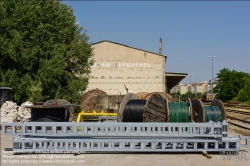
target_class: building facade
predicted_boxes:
[170,79,218,95]
[87,41,167,95]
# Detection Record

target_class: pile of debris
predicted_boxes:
[16,101,33,122]
[0,101,18,123]
[0,101,33,123]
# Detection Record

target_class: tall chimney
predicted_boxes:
[159,38,162,55]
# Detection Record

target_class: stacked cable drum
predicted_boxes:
[118,92,226,123]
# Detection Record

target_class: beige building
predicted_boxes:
[87,40,187,95]
[171,81,217,95]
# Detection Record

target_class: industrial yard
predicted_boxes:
[1,98,250,166]
[1,1,250,166]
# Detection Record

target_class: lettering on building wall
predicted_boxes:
[91,62,162,70]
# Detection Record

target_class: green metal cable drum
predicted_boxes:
[167,102,189,122]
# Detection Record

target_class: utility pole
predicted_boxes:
[159,38,162,55]
[189,74,193,98]
[208,56,216,92]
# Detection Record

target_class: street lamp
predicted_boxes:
[189,74,193,98]
[208,56,216,92]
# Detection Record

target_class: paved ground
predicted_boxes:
[1,129,249,166]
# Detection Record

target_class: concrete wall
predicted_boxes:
[87,41,166,95]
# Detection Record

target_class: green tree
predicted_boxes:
[213,68,250,102]
[170,91,181,99]
[237,77,250,102]
[0,0,93,104]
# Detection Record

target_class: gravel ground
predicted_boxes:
[227,112,250,122]
[1,129,250,166]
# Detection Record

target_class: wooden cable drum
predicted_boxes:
[144,93,167,122]
[118,93,138,122]
[144,92,175,102]
[187,98,192,122]
[191,99,205,122]
[80,89,107,112]
[31,99,74,122]
[210,99,226,121]
[135,92,149,99]
[191,99,225,122]
[121,93,167,122]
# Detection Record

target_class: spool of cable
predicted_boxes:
[191,99,205,122]
[191,99,226,122]
[118,93,138,122]
[204,106,222,122]
[121,93,167,122]
[122,99,146,122]
[144,92,175,102]
[186,98,192,122]
[167,102,189,122]
[211,99,226,121]
[144,93,167,122]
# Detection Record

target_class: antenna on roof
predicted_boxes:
[124,85,129,94]
[159,38,162,55]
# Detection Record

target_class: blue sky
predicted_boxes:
[63,1,250,84]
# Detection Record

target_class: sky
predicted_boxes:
[63,1,250,84]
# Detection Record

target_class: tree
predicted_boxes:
[0,0,93,105]
[213,68,250,102]
[237,77,250,102]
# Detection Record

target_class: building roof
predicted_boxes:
[92,40,166,58]
[165,72,188,91]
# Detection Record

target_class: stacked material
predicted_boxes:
[0,101,33,123]
[0,101,18,123]
[2,120,248,153]
[16,101,33,122]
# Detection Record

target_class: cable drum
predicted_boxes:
[31,99,74,122]
[191,99,226,122]
[191,99,205,122]
[118,93,138,122]
[120,93,167,122]
[168,102,189,122]
[211,99,226,121]
[122,99,146,122]
[204,106,222,122]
